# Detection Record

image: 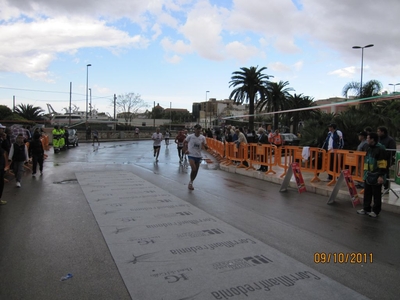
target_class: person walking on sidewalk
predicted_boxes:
[29,132,45,176]
[183,124,208,190]
[357,132,387,218]
[8,134,29,188]
[152,128,163,162]
[92,129,100,146]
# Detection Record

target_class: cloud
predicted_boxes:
[0,16,147,79]
[2,0,400,85]
[329,66,356,79]
[160,37,192,55]
[165,54,182,64]
[225,41,259,63]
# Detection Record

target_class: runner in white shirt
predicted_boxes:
[183,124,208,190]
[151,128,163,162]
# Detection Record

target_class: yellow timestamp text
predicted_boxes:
[314,252,373,264]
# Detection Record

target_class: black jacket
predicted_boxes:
[29,139,44,157]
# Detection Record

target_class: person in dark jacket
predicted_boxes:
[64,126,70,149]
[29,132,45,176]
[8,134,29,188]
[357,132,387,217]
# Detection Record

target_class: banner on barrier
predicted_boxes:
[292,162,306,193]
[342,169,361,208]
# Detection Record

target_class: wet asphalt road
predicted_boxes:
[0,140,399,299]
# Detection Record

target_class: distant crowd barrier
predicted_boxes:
[206,139,368,186]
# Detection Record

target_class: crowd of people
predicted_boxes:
[0,124,46,205]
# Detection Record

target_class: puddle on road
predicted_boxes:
[53,179,78,184]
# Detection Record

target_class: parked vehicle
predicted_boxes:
[68,129,79,147]
[281,133,300,146]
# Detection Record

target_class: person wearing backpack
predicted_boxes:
[29,132,45,176]
[8,133,29,187]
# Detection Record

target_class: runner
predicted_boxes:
[164,130,170,147]
[175,131,186,163]
[183,124,208,190]
[152,128,163,162]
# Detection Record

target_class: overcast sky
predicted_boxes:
[0,0,399,116]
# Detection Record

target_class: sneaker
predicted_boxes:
[32,173,36,177]
[0,200,6,205]
[368,212,378,218]
[40,171,43,176]
[357,209,367,215]
[188,183,194,190]
[16,181,21,188]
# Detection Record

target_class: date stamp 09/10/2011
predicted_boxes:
[314,252,373,264]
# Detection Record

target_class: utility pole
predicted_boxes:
[114,93,117,120]
[69,82,72,126]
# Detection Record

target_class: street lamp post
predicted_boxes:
[352,44,374,96]
[89,88,92,117]
[389,83,400,93]
[85,64,92,122]
[169,102,172,131]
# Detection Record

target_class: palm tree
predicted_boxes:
[257,81,294,131]
[229,66,272,131]
[287,94,316,134]
[342,79,383,110]
[300,112,335,147]
[14,104,44,120]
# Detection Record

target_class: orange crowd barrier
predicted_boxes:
[206,141,369,187]
[221,142,248,168]
[246,143,277,174]
[205,138,225,163]
[325,149,366,186]
[279,146,326,182]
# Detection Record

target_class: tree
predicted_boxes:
[342,79,383,110]
[0,105,13,120]
[257,81,294,131]
[286,94,316,134]
[114,93,149,127]
[14,103,44,120]
[229,66,272,131]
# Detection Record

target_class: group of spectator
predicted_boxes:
[320,122,396,218]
